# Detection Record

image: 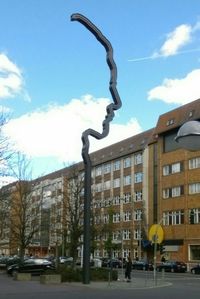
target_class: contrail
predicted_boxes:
[128,47,200,62]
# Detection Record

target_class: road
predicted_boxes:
[0,270,200,299]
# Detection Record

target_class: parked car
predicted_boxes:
[59,256,73,264]
[6,256,21,267]
[7,258,55,276]
[156,261,187,273]
[0,256,8,268]
[90,258,102,268]
[101,258,122,268]
[132,260,153,271]
[191,264,200,274]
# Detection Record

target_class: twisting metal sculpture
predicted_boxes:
[71,13,122,284]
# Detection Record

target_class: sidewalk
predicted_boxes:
[0,269,172,291]
[68,273,172,290]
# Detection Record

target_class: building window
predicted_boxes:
[113,196,120,205]
[171,162,181,173]
[163,162,182,176]
[96,166,102,176]
[166,118,174,126]
[171,186,182,197]
[163,210,184,225]
[134,172,143,183]
[134,190,142,202]
[123,157,131,168]
[94,215,101,224]
[189,157,200,169]
[163,165,170,176]
[162,186,184,198]
[104,163,111,174]
[113,178,120,188]
[189,183,200,194]
[189,208,200,224]
[113,213,120,223]
[134,153,143,165]
[113,160,121,171]
[124,211,131,222]
[134,209,142,221]
[102,233,108,241]
[95,183,102,193]
[163,188,169,199]
[190,245,200,260]
[123,192,131,203]
[113,231,121,241]
[103,214,109,224]
[104,197,111,207]
[123,175,131,186]
[123,229,131,240]
[134,229,141,240]
[104,180,111,191]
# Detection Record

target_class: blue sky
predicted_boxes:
[1,0,200,180]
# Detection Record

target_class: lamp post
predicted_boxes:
[71,13,122,284]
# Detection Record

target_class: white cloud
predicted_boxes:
[148,69,200,104]
[129,21,200,62]
[0,53,21,75]
[154,24,192,57]
[0,53,30,101]
[3,95,142,164]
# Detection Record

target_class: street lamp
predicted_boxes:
[175,120,200,151]
[71,13,122,284]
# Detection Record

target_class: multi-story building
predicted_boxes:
[150,99,200,263]
[1,98,200,265]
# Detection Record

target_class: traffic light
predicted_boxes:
[159,244,166,255]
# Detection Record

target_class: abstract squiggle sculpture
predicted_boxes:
[71,13,122,284]
[71,13,122,161]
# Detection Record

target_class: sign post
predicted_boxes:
[148,224,164,285]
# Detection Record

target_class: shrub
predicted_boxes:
[55,265,118,282]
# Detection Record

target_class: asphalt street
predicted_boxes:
[0,270,200,299]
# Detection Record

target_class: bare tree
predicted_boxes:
[63,165,84,267]
[0,186,10,252]
[9,153,41,258]
[0,112,13,177]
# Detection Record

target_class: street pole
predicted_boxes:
[139,220,142,260]
[153,234,158,285]
[71,13,122,284]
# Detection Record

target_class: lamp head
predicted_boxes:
[175,120,200,151]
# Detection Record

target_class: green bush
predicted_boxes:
[90,267,118,281]
[54,265,118,282]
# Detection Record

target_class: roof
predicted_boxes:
[153,98,200,135]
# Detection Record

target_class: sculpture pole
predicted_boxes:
[71,13,122,284]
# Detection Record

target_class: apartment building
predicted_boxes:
[89,128,154,260]
[1,98,200,264]
[151,99,200,263]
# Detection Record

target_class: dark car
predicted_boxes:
[156,261,187,273]
[191,264,200,274]
[132,260,153,271]
[101,258,122,268]
[0,256,8,268]
[7,258,55,276]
